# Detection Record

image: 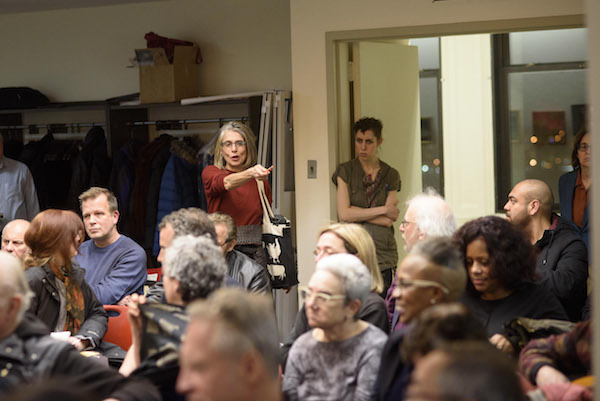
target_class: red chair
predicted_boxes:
[103,305,132,351]
[147,267,162,282]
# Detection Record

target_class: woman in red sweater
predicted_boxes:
[202,121,272,266]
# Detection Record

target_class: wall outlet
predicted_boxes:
[307,160,317,179]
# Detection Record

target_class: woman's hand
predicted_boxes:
[489,334,515,354]
[535,365,570,387]
[67,336,90,351]
[248,164,274,180]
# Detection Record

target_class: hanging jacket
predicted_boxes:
[152,137,202,255]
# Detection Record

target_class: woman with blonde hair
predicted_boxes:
[24,209,107,351]
[281,222,388,366]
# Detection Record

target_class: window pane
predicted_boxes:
[507,69,586,199]
[410,38,440,70]
[420,76,443,194]
[509,28,587,65]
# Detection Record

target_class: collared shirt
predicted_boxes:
[572,170,588,228]
[0,156,39,221]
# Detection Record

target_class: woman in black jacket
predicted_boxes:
[24,209,107,350]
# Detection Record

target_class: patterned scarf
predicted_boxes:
[363,168,383,207]
[50,264,85,334]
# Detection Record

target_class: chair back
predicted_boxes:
[103,304,132,351]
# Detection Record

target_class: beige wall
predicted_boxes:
[0,0,291,101]
[290,0,584,285]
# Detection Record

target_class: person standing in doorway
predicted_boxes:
[333,117,401,296]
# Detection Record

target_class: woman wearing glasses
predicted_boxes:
[455,216,568,355]
[373,236,466,401]
[280,223,389,368]
[202,121,272,266]
[333,117,401,295]
[282,253,388,401]
[559,129,590,249]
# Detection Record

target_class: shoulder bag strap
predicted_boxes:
[256,179,275,220]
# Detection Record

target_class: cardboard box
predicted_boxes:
[137,46,199,104]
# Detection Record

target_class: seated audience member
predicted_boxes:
[520,320,591,387]
[406,341,529,401]
[74,187,146,305]
[373,237,467,401]
[281,223,388,366]
[0,251,160,401]
[24,209,107,351]
[119,235,227,400]
[390,189,457,329]
[209,212,271,293]
[504,179,588,321]
[176,288,281,401]
[1,219,31,260]
[145,207,222,304]
[455,216,568,355]
[282,254,388,401]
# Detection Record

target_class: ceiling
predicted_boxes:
[0,0,164,14]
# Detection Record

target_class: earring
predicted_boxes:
[430,298,437,305]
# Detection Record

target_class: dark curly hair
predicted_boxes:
[353,117,383,139]
[453,216,536,294]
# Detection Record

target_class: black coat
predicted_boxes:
[0,313,160,401]
[535,214,589,321]
[226,249,272,294]
[25,263,108,347]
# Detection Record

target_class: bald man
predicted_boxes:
[1,219,30,260]
[504,179,588,321]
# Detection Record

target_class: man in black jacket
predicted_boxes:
[209,212,272,295]
[0,251,161,401]
[504,179,588,321]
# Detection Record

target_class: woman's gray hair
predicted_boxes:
[213,121,258,170]
[315,253,371,303]
[410,237,466,302]
[408,188,457,237]
[0,251,33,324]
[163,235,227,303]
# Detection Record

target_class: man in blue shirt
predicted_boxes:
[0,135,39,229]
[74,186,146,305]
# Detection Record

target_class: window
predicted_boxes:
[493,28,587,210]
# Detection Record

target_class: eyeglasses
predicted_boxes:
[578,143,591,153]
[312,248,342,258]
[221,140,246,149]
[299,286,346,304]
[400,219,415,229]
[396,278,450,295]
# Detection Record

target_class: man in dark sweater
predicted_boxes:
[0,251,160,401]
[504,179,588,321]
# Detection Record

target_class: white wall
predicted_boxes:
[0,0,292,101]
[290,0,583,286]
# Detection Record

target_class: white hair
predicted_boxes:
[315,253,371,303]
[0,251,33,323]
[407,187,457,237]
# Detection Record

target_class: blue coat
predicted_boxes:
[558,170,589,249]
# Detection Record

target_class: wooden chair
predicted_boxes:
[103,304,132,351]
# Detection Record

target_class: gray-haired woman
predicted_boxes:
[202,121,272,266]
[283,253,388,401]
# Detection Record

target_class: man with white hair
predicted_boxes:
[387,188,457,330]
[0,251,160,400]
[1,219,31,260]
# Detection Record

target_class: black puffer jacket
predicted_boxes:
[535,214,588,321]
[0,313,160,401]
[25,263,107,347]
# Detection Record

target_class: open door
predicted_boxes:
[350,41,421,260]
